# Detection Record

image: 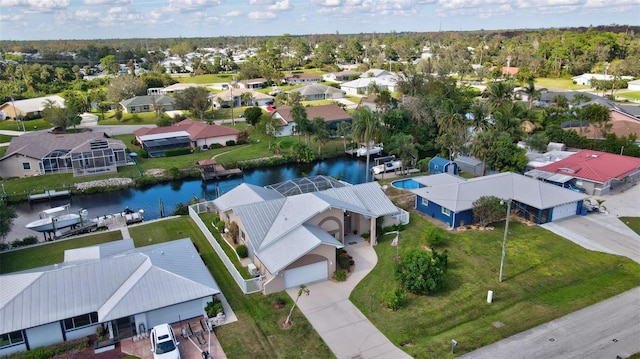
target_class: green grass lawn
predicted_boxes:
[620,217,640,235]
[0,119,50,132]
[617,91,640,100]
[350,212,640,358]
[0,230,123,274]
[0,134,17,144]
[173,74,237,84]
[535,78,590,91]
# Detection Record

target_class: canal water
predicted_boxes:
[7,156,372,241]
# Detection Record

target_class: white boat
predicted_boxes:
[356,143,383,157]
[372,160,403,175]
[25,205,85,233]
[92,208,144,227]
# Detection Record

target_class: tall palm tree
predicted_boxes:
[469,130,495,176]
[468,100,489,133]
[516,79,546,109]
[388,133,418,174]
[352,107,384,182]
[486,80,515,110]
[312,117,331,157]
[436,99,467,160]
[336,121,352,151]
[291,104,309,144]
[492,102,527,141]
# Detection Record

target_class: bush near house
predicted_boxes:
[236,244,248,258]
[395,249,448,295]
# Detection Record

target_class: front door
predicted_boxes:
[113,316,136,339]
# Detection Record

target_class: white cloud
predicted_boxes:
[0,0,69,12]
[249,0,274,4]
[248,10,277,19]
[82,0,131,5]
[169,0,222,11]
[0,13,24,22]
[225,10,241,16]
[268,0,292,11]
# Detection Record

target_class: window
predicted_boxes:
[241,231,245,240]
[421,198,429,206]
[22,163,30,170]
[441,207,451,216]
[63,313,99,331]
[0,331,24,348]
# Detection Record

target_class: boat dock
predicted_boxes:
[28,189,71,202]
[197,159,243,181]
[373,168,420,181]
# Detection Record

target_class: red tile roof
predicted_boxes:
[134,119,239,139]
[537,150,640,183]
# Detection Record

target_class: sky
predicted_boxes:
[0,0,639,41]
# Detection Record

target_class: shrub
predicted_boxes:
[168,167,181,179]
[333,269,347,282]
[138,149,148,158]
[274,296,287,306]
[165,147,191,157]
[209,143,223,149]
[215,221,225,232]
[226,140,236,146]
[382,288,407,311]
[172,202,189,216]
[424,227,447,248]
[236,244,248,258]
[337,252,352,269]
[205,296,224,317]
[395,249,449,295]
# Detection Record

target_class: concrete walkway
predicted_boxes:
[286,238,411,359]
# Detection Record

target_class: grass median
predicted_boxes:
[350,212,640,358]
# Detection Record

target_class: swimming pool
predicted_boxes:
[391,178,423,189]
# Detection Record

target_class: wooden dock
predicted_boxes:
[197,159,243,181]
[373,168,420,181]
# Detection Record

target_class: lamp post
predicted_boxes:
[499,199,512,283]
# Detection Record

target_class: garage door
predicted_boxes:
[284,260,327,288]
[553,202,578,221]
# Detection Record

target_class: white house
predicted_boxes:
[0,239,220,356]
[572,73,633,86]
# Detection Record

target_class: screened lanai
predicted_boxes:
[265,175,347,197]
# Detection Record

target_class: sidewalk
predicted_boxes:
[287,239,412,359]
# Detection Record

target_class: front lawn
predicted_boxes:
[617,91,640,100]
[350,212,640,358]
[535,77,590,90]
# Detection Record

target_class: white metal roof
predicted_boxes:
[410,172,588,212]
[0,238,219,334]
[213,183,283,212]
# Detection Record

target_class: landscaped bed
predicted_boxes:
[350,212,640,357]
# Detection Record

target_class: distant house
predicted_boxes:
[429,157,458,175]
[571,73,633,86]
[284,73,322,85]
[271,104,352,136]
[0,239,220,357]
[0,95,65,120]
[0,132,132,178]
[119,95,175,114]
[288,84,345,101]
[628,79,640,91]
[323,70,360,82]
[134,119,240,156]
[209,88,274,108]
[561,108,640,142]
[238,78,268,89]
[340,77,397,96]
[147,83,203,95]
[527,150,640,196]
[410,172,589,228]
[212,177,406,294]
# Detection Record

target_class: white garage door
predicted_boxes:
[284,260,327,288]
[553,202,578,221]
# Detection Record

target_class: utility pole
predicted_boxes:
[499,199,512,282]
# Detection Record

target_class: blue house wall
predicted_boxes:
[416,196,472,228]
[429,157,458,175]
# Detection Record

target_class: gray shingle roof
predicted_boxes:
[120,95,174,107]
[1,131,125,161]
[0,238,219,333]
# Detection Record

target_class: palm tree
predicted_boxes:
[388,133,417,174]
[285,285,310,325]
[516,80,546,109]
[351,107,384,182]
[240,91,254,106]
[486,80,515,110]
[312,117,331,157]
[336,121,352,151]
[291,104,308,144]
[436,99,467,160]
[469,130,495,175]
[492,102,527,141]
[468,100,489,133]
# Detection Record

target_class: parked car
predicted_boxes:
[150,323,181,359]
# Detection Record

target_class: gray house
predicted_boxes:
[119,95,175,114]
[0,239,220,356]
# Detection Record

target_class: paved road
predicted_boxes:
[287,236,412,359]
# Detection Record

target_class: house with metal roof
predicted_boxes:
[0,95,64,121]
[528,150,640,196]
[410,172,589,228]
[0,239,220,356]
[287,84,346,101]
[134,119,240,156]
[213,178,405,294]
[0,131,132,178]
[119,95,175,114]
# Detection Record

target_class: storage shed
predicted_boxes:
[429,157,458,175]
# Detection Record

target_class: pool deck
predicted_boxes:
[373,168,420,181]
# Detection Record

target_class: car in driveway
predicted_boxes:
[150,323,181,359]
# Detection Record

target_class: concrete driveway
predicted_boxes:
[287,238,411,359]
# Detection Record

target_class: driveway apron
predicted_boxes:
[287,240,412,359]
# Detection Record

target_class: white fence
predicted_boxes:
[189,201,264,294]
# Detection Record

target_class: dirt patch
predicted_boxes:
[143,168,166,177]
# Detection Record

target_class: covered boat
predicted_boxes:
[25,205,85,233]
